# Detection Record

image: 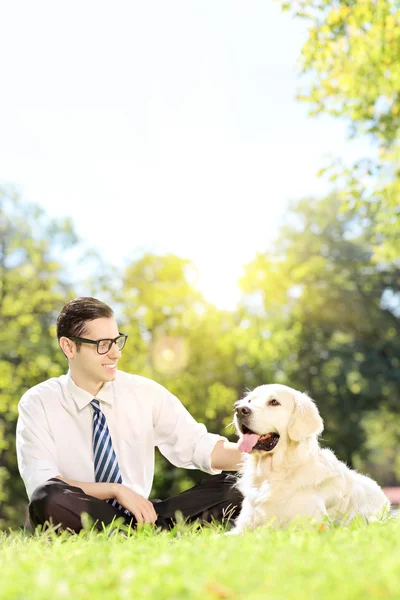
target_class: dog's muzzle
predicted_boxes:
[235,406,280,453]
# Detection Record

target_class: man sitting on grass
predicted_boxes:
[16,297,243,532]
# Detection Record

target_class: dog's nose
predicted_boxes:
[237,406,251,417]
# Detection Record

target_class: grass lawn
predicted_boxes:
[0,515,399,600]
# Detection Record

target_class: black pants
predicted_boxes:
[29,473,243,533]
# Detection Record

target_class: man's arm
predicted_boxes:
[55,477,157,523]
[55,477,118,500]
[17,395,61,499]
[152,382,243,473]
[210,440,243,471]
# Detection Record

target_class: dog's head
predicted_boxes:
[234,384,324,454]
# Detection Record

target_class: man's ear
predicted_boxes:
[287,392,324,442]
[59,336,76,359]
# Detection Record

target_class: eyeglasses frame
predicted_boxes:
[67,332,128,355]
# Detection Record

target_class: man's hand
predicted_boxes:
[211,440,243,471]
[56,477,158,524]
[115,485,158,524]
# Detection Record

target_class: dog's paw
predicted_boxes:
[224,528,241,536]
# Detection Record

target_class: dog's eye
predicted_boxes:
[268,399,280,406]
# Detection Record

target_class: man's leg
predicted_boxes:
[29,478,132,533]
[153,472,243,528]
[29,473,243,533]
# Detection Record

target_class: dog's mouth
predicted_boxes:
[239,424,280,453]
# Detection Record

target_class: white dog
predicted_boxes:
[230,384,390,532]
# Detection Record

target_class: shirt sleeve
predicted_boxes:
[152,385,227,475]
[16,392,61,500]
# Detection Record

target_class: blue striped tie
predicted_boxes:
[91,399,130,515]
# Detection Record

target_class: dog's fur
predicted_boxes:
[231,384,390,532]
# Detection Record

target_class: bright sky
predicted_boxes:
[1,1,370,309]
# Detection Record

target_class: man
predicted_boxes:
[16,297,244,532]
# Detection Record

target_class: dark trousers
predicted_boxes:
[29,473,243,533]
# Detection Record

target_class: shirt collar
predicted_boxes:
[66,371,114,410]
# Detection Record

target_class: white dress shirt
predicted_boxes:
[16,370,226,500]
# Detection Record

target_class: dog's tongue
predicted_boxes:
[238,433,260,453]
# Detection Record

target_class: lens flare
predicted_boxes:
[151,336,189,374]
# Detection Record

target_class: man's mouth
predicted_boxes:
[102,363,117,370]
[238,424,280,453]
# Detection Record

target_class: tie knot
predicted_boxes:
[91,399,101,412]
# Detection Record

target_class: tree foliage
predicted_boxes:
[277,0,400,261]
[240,194,400,466]
[0,187,77,527]
[0,184,399,527]
[117,254,252,495]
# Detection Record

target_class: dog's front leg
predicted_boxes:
[226,498,257,535]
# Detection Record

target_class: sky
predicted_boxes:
[0,1,371,309]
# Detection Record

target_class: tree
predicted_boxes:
[277,0,400,261]
[116,254,241,495]
[240,193,400,467]
[0,187,78,527]
[117,253,283,496]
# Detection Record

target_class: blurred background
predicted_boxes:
[1,0,399,528]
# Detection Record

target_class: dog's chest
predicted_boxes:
[248,477,289,509]
[245,479,292,527]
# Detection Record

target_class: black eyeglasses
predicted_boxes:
[67,333,128,355]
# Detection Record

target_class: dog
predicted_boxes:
[230,384,390,532]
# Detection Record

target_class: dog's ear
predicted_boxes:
[287,392,323,441]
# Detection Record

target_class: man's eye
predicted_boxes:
[98,341,110,351]
[268,399,280,406]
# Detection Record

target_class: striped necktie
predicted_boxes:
[91,399,130,515]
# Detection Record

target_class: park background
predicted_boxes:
[1,0,399,530]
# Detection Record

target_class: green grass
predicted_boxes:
[0,516,399,600]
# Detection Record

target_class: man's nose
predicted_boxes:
[236,406,252,417]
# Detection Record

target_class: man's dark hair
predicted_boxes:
[57,297,114,347]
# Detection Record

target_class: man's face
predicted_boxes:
[69,317,122,385]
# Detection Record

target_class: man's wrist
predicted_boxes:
[110,482,121,498]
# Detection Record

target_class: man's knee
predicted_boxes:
[29,478,65,527]
[201,473,243,522]
[29,478,86,530]
[215,473,243,503]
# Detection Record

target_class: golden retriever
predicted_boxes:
[230,384,390,532]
